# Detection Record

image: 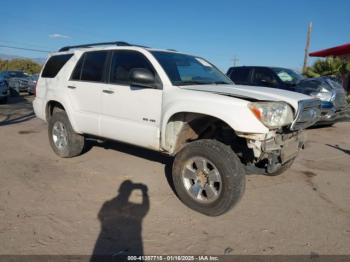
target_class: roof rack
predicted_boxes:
[58,41,146,52]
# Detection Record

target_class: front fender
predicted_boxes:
[160,90,269,150]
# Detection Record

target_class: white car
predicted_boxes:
[33,42,321,216]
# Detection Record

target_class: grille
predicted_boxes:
[290,99,321,130]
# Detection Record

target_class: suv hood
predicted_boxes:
[180,84,312,110]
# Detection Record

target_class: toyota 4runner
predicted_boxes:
[33,41,321,216]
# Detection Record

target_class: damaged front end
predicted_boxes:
[237,98,320,175]
[238,131,305,175]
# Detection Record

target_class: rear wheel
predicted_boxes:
[172,139,246,216]
[48,110,85,158]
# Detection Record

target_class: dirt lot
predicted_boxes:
[0,95,349,256]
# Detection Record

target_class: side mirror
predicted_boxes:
[130,68,155,88]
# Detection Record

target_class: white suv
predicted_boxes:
[33,41,320,216]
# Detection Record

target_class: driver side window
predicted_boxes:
[253,68,277,87]
[109,51,156,85]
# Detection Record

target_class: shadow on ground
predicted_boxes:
[91,180,149,260]
[0,95,35,126]
[326,144,350,155]
[85,139,176,193]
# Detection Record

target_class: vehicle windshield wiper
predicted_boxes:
[212,81,231,85]
[175,80,232,86]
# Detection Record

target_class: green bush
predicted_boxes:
[347,95,350,105]
[0,58,42,74]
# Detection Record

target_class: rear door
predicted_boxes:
[67,51,108,135]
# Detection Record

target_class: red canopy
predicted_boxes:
[309,43,350,57]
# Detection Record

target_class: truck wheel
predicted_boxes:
[172,139,245,216]
[48,110,85,158]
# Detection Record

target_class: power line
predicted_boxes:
[0,39,51,50]
[0,44,52,53]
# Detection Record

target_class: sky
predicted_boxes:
[1,0,349,71]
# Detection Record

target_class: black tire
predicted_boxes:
[264,157,295,176]
[48,110,85,158]
[0,97,8,104]
[172,139,246,216]
[319,123,335,127]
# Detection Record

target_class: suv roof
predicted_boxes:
[57,41,177,54]
[228,66,288,70]
[58,41,146,52]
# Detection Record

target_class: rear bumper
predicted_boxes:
[33,97,46,121]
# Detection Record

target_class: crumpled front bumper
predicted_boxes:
[238,131,305,174]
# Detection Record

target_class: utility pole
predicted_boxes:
[231,56,239,67]
[303,22,312,74]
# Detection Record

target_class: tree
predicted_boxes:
[0,58,42,74]
[304,57,350,78]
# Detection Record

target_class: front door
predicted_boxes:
[100,50,162,150]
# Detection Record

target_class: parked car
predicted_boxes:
[33,42,320,216]
[0,70,30,95]
[226,66,349,125]
[0,70,29,82]
[27,74,39,95]
[0,75,10,103]
[296,77,349,125]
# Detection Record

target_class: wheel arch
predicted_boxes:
[45,100,81,133]
[161,110,254,162]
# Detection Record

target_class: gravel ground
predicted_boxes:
[0,95,349,256]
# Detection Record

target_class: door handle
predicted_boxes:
[67,85,76,89]
[103,90,114,94]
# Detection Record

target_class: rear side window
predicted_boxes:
[80,51,108,82]
[228,68,250,84]
[71,55,84,80]
[41,54,73,78]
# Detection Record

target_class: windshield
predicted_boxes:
[271,67,304,85]
[151,51,232,86]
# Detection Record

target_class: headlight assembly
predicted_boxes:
[248,102,294,128]
[310,87,334,102]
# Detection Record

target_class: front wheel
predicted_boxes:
[48,110,85,158]
[0,97,8,104]
[172,140,246,216]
